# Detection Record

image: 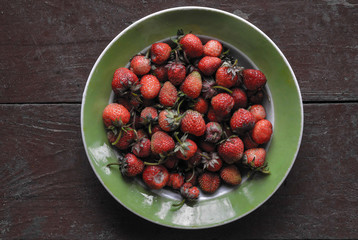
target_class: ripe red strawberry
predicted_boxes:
[158,109,182,132]
[242,69,267,91]
[180,110,206,136]
[179,33,203,58]
[198,172,221,194]
[166,62,186,86]
[205,122,223,143]
[180,71,202,99]
[242,148,267,168]
[167,173,184,190]
[230,108,256,134]
[198,140,216,153]
[247,90,264,104]
[243,132,259,150]
[140,107,158,123]
[175,136,198,160]
[198,56,222,76]
[130,55,151,76]
[220,165,242,185]
[102,103,131,128]
[107,153,144,177]
[249,104,266,123]
[192,97,209,114]
[150,124,161,136]
[112,68,139,94]
[251,119,273,144]
[215,66,238,88]
[135,129,148,140]
[151,42,171,65]
[201,152,223,172]
[132,137,151,158]
[217,137,244,164]
[203,40,223,57]
[164,156,179,169]
[180,182,200,201]
[152,65,168,82]
[142,165,169,189]
[150,131,175,155]
[107,127,136,150]
[231,88,248,110]
[207,107,224,122]
[211,93,234,116]
[158,81,178,107]
[140,74,161,99]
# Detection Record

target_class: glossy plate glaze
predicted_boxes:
[81,6,303,229]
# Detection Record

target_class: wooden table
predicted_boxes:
[1,1,357,239]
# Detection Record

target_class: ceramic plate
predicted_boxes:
[81,6,303,229]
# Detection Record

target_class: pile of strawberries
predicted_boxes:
[103,30,273,206]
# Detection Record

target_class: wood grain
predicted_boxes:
[1,1,357,103]
[0,103,357,239]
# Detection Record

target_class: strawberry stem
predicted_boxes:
[173,132,182,145]
[171,199,185,209]
[148,122,152,135]
[106,162,122,167]
[111,130,122,146]
[186,168,195,183]
[212,85,233,94]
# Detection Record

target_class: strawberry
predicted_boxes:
[131,137,151,158]
[217,137,244,164]
[150,124,162,136]
[115,97,132,112]
[198,140,216,153]
[180,182,200,201]
[164,156,179,169]
[107,153,144,177]
[203,40,223,57]
[242,148,267,168]
[249,104,266,123]
[198,172,221,194]
[102,103,131,128]
[187,148,202,168]
[135,129,148,140]
[130,55,151,76]
[207,107,224,122]
[151,42,171,65]
[180,71,202,99]
[112,68,139,94]
[179,33,203,58]
[180,110,206,136]
[242,69,267,91]
[247,90,264,104]
[201,152,223,172]
[140,107,158,124]
[215,66,238,88]
[220,165,242,185]
[107,127,136,150]
[192,97,209,114]
[205,122,223,143]
[167,173,184,190]
[243,132,259,150]
[230,108,255,134]
[152,65,168,82]
[166,62,186,86]
[198,56,222,76]
[201,78,218,100]
[231,88,248,110]
[142,165,169,189]
[158,109,183,132]
[140,74,161,99]
[150,131,175,155]
[211,93,234,116]
[184,171,198,186]
[174,134,198,160]
[251,119,273,144]
[158,81,178,107]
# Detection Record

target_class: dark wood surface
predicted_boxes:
[1,1,357,239]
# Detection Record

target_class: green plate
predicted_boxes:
[81,6,303,229]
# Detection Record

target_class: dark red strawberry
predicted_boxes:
[198,56,222,76]
[152,65,168,82]
[243,132,259,150]
[166,62,186,86]
[207,107,224,122]
[164,156,179,169]
[140,74,161,100]
[198,140,216,153]
[132,137,151,158]
[230,108,255,134]
[198,172,221,194]
[247,90,264,104]
[242,148,267,168]
[201,152,223,172]
[107,153,144,177]
[205,122,223,143]
[150,131,175,155]
[140,107,158,124]
[151,42,171,65]
[242,69,267,91]
[150,124,162,136]
[135,129,148,140]
[187,148,202,168]
[180,110,206,136]
[174,133,198,160]
[201,78,218,100]
[203,40,223,57]
[107,127,136,150]
[158,109,183,132]
[180,182,200,201]
[179,33,203,58]
[249,104,266,123]
[158,81,178,107]
[251,119,273,144]
[167,173,184,190]
[142,165,169,189]
[192,97,209,114]
[130,55,151,76]
[184,171,198,186]
[180,71,202,99]
[112,68,139,94]
[220,165,242,185]
[231,88,248,110]
[115,97,132,112]
[102,103,131,128]
[211,93,234,116]
[217,137,244,164]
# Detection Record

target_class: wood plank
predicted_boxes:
[0,1,357,103]
[0,103,357,239]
